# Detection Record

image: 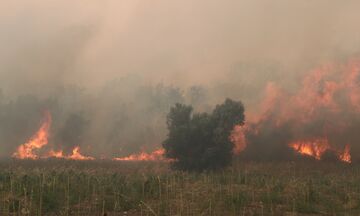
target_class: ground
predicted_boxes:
[0,159,359,215]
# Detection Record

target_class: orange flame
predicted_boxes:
[44,146,94,160]
[231,125,248,154]
[113,148,167,161]
[12,111,52,159]
[45,149,64,158]
[289,138,329,160]
[339,145,351,163]
[67,146,94,160]
[12,111,94,160]
[290,139,351,163]
[232,59,359,162]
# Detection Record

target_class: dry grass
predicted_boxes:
[0,159,359,215]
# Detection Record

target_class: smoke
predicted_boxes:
[2,1,360,92]
[1,1,360,158]
[234,59,360,162]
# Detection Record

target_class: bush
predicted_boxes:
[162,98,245,171]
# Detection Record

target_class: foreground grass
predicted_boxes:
[0,160,359,215]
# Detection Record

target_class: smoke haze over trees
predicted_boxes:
[0,79,190,158]
[2,1,360,160]
[0,76,245,158]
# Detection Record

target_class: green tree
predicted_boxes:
[163,98,245,171]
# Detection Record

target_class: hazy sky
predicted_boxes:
[1,0,360,96]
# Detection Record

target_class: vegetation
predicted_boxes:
[0,160,358,216]
[163,99,245,171]
[0,82,191,158]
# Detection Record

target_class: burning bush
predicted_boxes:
[162,98,245,171]
[233,59,360,163]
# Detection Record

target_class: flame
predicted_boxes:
[45,150,64,158]
[231,59,360,163]
[67,146,94,160]
[231,125,249,154]
[290,139,351,163]
[113,148,167,161]
[12,111,94,160]
[12,111,51,159]
[289,138,329,160]
[44,147,95,160]
[339,145,351,163]
[12,111,168,161]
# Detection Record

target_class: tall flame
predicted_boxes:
[231,125,249,154]
[339,145,351,163]
[232,59,360,163]
[12,111,51,159]
[12,111,94,160]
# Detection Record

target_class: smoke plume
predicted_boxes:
[234,59,360,163]
[1,1,360,159]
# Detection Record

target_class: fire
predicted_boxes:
[67,147,94,160]
[12,110,164,161]
[12,111,94,160]
[113,148,167,161]
[290,139,351,163]
[339,145,351,163]
[12,111,52,159]
[232,58,360,163]
[11,110,172,162]
[289,138,330,160]
[45,150,64,158]
[231,125,249,154]
[12,58,360,163]
[44,147,94,160]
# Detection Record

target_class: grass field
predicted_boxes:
[0,159,359,215]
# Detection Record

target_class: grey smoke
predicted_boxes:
[1,1,360,158]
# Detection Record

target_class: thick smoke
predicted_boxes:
[234,59,360,162]
[1,1,360,158]
[0,78,191,158]
[2,1,360,93]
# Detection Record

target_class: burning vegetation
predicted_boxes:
[11,110,163,161]
[12,111,52,159]
[12,111,94,160]
[113,148,167,161]
[8,58,360,165]
[233,58,360,163]
[289,139,351,163]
